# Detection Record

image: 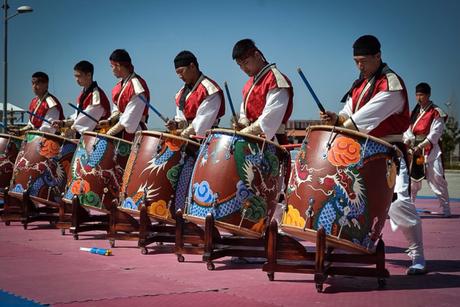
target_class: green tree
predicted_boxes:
[441,117,460,168]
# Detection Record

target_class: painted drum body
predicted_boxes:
[9,131,77,204]
[185,129,290,238]
[63,132,132,212]
[0,134,23,196]
[119,131,199,223]
[281,126,398,253]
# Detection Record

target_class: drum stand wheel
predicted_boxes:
[4,221,10,226]
[315,283,323,293]
[70,196,109,239]
[61,229,65,235]
[174,209,208,263]
[109,239,116,248]
[267,272,275,281]
[201,213,267,271]
[138,206,175,254]
[206,261,215,271]
[378,278,387,289]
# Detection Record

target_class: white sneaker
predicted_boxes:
[406,255,427,275]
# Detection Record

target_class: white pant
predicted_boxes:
[388,157,425,261]
[411,157,450,214]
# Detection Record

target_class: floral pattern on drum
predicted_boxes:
[9,132,76,203]
[284,128,397,251]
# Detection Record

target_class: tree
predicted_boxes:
[441,116,460,167]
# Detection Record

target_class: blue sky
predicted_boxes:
[2,0,460,129]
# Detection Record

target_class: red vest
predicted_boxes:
[411,103,446,136]
[28,93,64,128]
[76,86,111,120]
[242,64,293,124]
[112,74,150,116]
[175,76,225,121]
[350,66,410,138]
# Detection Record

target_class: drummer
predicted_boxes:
[319,35,426,275]
[99,49,150,141]
[12,72,64,135]
[165,51,225,138]
[52,60,111,139]
[231,38,293,145]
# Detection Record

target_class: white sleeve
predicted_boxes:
[73,104,105,133]
[39,107,61,133]
[403,128,415,145]
[174,106,186,122]
[69,110,78,121]
[258,88,289,140]
[426,116,444,145]
[191,92,221,136]
[111,103,119,114]
[239,100,247,121]
[339,96,353,118]
[347,91,405,133]
[119,94,146,134]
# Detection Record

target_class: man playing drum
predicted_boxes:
[52,61,111,138]
[231,39,293,145]
[404,82,451,217]
[165,51,225,138]
[100,49,150,141]
[13,72,64,134]
[320,35,427,275]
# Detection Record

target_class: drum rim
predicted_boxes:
[0,133,24,141]
[136,130,200,147]
[208,128,289,152]
[308,125,394,148]
[82,131,133,145]
[25,130,78,144]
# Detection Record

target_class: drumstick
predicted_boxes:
[138,94,168,123]
[297,67,326,113]
[224,81,238,122]
[26,110,52,125]
[67,102,99,123]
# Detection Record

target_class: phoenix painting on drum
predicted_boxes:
[284,131,397,250]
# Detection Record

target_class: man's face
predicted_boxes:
[74,70,92,88]
[236,51,262,77]
[175,63,196,85]
[416,92,430,107]
[31,78,48,97]
[111,62,129,78]
[353,53,381,79]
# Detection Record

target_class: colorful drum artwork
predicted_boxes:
[62,132,132,212]
[9,131,77,205]
[0,134,23,196]
[185,129,290,238]
[281,125,399,253]
[119,131,200,223]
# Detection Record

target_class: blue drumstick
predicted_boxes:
[138,95,168,123]
[297,67,326,113]
[224,81,237,121]
[67,102,99,123]
[26,110,52,125]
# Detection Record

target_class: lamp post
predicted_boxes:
[2,0,33,132]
